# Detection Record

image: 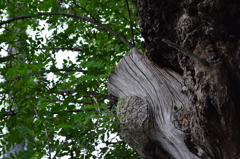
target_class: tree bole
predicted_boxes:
[108,0,240,158]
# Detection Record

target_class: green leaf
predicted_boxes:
[0,0,141,158]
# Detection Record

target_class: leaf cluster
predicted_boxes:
[0,0,142,158]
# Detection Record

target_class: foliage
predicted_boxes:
[0,0,141,158]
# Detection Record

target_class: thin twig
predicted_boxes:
[2,111,17,117]
[0,15,32,25]
[125,0,135,45]
[34,108,52,159]
[162,38,210,69]
[65,139,75,159]
[123,151,138,159]
[103,141,124,145]
[2,108,85,117]
[0,53,20,62]
[98,3,141,33]
[72,0,96,21]
[25,97,93,104]
[39,68,87,73]
[40,12,135,48]
[37,47,82,51]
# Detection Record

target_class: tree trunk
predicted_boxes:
[108,0,240,158]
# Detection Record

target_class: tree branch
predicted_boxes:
[37,47,82,51]
[64,109,83,113]
[123,152,138,159]
[2,108,85,117]
[25,97,93,104]
[2,111,17,117]
[40,12,135,48]
[72,0,97,21]
[0,53,21,62]
[97,3,141,33]
[125,0,135,45]
[34,108,52,159]
[162,38,210,69]
[65,139,75,159]
[0,12,135,48]
[57,89,78,94]
[103,141,124,145]
[0,15,32,26]
[39,68,87,73]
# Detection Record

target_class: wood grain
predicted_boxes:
[108,48,200,159]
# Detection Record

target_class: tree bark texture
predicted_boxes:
[108,0,240,158]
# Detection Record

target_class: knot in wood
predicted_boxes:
[117,96,148,131]
[117,96,149,155]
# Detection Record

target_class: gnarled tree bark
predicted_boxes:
[108,0,240,158]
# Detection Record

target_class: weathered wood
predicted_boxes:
[108,0,240,158]
[108,48,201,159]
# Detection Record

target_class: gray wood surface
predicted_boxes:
[108,48,201,158]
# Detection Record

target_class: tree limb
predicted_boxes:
[0,12,135,48]
[125,0,135,45]
[103,141,124,145]
[39,12,135,48]
[65,139,75,159]
[0,15,32,26]
[2,108,85,117]
[25,97,93,104]
[64,109,83,113]
[97,3,141,33]
[37,47,82,51]
[2,111,17,117]
[162,38,210,69]
[0,53,21,62]
[34,108,52,159]
[39,68,87,73]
